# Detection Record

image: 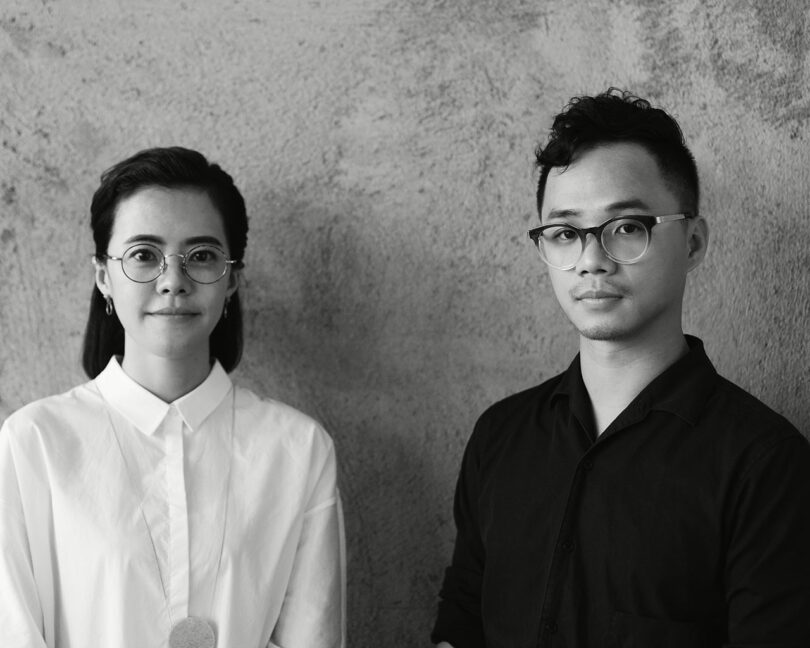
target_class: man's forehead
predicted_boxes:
[541,144,676,217]
[547,142,659,177]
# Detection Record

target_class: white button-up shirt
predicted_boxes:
[0,358,345,648]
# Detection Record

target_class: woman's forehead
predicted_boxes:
[110,186,228,248]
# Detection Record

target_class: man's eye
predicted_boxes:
[615,221,643,235]
[553,228,578,241]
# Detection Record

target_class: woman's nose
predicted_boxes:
[155,254,191,294]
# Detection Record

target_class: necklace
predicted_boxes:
[169,617,215,648]
[106,386,235,648]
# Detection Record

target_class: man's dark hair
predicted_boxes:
[535,88,699,218]
[82,146,249,378]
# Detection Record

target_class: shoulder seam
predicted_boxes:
[738,432,808,482]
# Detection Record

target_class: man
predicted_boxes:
[431,89,810,647]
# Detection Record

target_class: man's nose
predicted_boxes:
[576,233,615,274]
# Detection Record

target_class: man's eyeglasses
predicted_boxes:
[528,213,693,270]
[98,243,241,284]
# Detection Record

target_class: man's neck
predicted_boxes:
[121,352,211,403]
[579,329,689,436]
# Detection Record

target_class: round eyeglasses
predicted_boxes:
[100,243,240,284]
[527,213,692,270]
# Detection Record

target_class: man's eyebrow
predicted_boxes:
[546,208,582,221]
[122,234,226,247]
[604,199,653,212]
[545,199,653,221]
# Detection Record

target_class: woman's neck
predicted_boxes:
[121,351,211,403]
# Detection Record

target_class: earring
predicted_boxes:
[105,296,114,316]
[223,298,230,319]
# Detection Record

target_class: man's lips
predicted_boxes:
[571,289,624,300]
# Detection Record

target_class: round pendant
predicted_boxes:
[169,616,215,648]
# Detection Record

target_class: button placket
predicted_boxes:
[165,408,190,625]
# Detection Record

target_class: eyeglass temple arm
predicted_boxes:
[655,212,693,223]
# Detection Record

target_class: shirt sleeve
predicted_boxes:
[724,432,810,647]
[0,421,48,648]
[431,416,488,648]
[269,434,346,648]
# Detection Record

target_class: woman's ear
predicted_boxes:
[93,257,112,298]
[686,216,709,273]
[225,267,240,298]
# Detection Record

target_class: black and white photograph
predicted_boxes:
[1,1,808,647]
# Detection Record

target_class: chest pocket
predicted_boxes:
[605,611,723,648]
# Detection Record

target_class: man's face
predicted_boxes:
[540,142,706,344]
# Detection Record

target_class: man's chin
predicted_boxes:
[571,319,635,342]
[578,327,627,342]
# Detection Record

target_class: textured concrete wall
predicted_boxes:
[1,1,808,645]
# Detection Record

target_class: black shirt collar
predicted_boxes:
[551,335,718,435]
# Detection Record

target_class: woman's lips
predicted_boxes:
[148,307,199,316]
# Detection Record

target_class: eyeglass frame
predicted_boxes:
[96,243,242,285]
[527,212,694,270]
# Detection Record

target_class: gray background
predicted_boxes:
[1,1,808,646]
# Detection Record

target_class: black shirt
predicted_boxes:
[432,337,810,648]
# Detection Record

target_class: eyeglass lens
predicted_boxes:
[120,244,229,284]
[537,218,650,268]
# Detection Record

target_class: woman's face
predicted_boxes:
[95,185,239,367]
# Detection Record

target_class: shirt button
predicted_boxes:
[562,539,576,553]
[544,621,558,634]
[583,458,594,471]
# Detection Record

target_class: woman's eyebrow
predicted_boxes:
[121,234,225,246]
[184,235,225,247]
[123,234,164,245]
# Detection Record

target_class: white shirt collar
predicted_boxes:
[94,357,233,435]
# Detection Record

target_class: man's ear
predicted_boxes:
[686,216,709,272]
[93,257,112,298]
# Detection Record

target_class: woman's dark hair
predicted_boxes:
[82,146,248,378]
[535,88,699,218]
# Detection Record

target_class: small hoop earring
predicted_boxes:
[223,298,230,319]
[105,296,114,316]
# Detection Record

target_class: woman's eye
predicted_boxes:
[129,248,159,263]
[189,249,216,263]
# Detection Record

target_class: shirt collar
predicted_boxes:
[551,354,594,434]
[95,357,233,435]
[631,335,717,426]
[551,335,718,433]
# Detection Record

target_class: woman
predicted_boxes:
[0,147,345,648]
